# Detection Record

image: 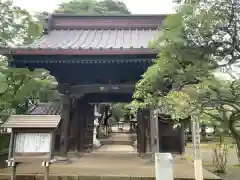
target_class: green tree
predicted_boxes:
[0,0,42,45]
[0,0,56,122]
[111,103,135,122]
[55,0,130,14]
[132,0,240,160]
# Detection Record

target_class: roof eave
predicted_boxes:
[9,48,159,56]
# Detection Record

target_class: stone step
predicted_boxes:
[100,140,133,145]
[85,151,139,158]
[83,144,137,158]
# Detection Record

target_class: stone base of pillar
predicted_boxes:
[51,156,72,164]
[98,125,105,138]
[68,151,82,158]
[93,119,101,149]
[93,139,101,149]
[133,140,137,149]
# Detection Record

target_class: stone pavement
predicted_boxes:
[111,124,131,133]
[0,133,221,180]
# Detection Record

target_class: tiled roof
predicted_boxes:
[27,102,62,115]
[1,14,164,56]
[3,115,61,128]
[18,29,158,50]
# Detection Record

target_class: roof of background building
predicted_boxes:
[26,102,62,115]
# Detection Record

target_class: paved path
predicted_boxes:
[111,124,130,132]
[0,133,220,180]
[0,145,220,180]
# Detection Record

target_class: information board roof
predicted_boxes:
[3,115,61,128]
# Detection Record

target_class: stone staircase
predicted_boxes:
[84,144,138,158]
[100,132,136,146]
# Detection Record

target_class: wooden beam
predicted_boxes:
[70,84,135,98]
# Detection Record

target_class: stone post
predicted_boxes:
[150,109,159,162]
[155,153,173,180]
[93,105,101,148]
[93,118,101,148]
[191,115,203,180]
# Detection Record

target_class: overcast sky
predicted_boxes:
[14,0,176,14]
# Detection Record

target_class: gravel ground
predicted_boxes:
[185,147,239,165]
[204,166,240,180]
[186,147,240,180]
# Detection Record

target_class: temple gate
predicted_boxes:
[0,13,185,159]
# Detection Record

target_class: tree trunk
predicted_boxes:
[229,113,240,162]
[235,139,240,162]
[201,124,207,142]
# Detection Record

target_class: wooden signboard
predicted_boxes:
[3,115,61,180]
[12,132,53,162]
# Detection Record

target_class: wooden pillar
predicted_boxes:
[59,94,71,157]
[136,109,151,156]
[179,126,185,154]
[143,109,151,153]
[70,99,79,152]
[137,110,147,155]
[136,111,140,154]
[84,104,94,152]
[74,102,80,152]
[78,100,86,154]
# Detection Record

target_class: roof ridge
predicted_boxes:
[51,13,168,18]
[45,13,165,32]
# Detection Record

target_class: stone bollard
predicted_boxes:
[93,118,101,149]
[155,153,173,180]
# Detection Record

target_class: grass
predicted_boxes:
[183,153,193,161]
[186,143,236,148]
[230,164,240,168]
[184,153,215,166]
[186,136,236,148]
[184,137,240,180]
